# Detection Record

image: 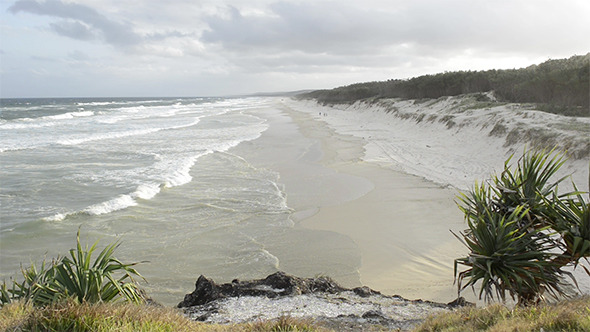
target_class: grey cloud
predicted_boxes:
[201,0,590,60]
[50,20,95,41]
[202,2,397,54]
[9,0,141,47]
[146,30,194,42]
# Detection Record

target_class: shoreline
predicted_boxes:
[275,101,467,303]
[280,96,590,300]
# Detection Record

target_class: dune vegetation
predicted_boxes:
[299,54,589,117]
[0,300,327,332]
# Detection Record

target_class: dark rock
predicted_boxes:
[361,310,385,319]
[307,275,343,293]
[447,296,475,308]
[178,271,347,308]
[194,314,209,322]
[177,275,221,308]
[264,271,300,295]
[353,286,380,297]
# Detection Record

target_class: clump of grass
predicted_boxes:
[440,115,456,129]
[426,114,438,122]
[0,300,205,332]
[488,122,508,137]
[415,113,426,123]
[414,296,590,332]
[0,300,328,332]
[0,301,32,331]
[503,127,522,146]
[247,316,328,332]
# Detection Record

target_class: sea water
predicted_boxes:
[0,97,312,304]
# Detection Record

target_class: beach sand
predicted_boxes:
[235,100,470,303]
[274,96,589,302]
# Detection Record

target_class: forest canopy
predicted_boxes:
[299,54,589,116]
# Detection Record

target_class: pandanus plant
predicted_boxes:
[454,148,589,305]
[1,230,146,306]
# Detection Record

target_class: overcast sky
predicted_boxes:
[1,0,589,98]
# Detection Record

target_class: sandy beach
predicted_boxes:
[233,100,470,303]
[254,96,589,303]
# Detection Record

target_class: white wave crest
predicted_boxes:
[42,212,69,222]
[135,183,161,200]
[0,111,94,130]
[47,110,94,120]
[57,128,161,145]
[83,194,138,216]
[77,101,116,106]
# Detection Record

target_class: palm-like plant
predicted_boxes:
[454,148,589,305]
[1,260,55,305]
[453,205,565,304]
[544,188,590,270]
[1,230,146,306]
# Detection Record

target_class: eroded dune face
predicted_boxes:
[286,95,589,193]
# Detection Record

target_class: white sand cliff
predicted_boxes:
[287,94,589,192]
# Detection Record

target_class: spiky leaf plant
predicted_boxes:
[454,148,588,305]
[453,205,565,304]
[1,230,146,306]
[0,260,55,305]
[544,187,590,272]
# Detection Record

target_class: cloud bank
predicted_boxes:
[3,0,590,97]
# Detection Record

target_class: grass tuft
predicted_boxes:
[3,297,590,331]
[247,316,327,332]
[414,296,590,332]
[0,300,328,332]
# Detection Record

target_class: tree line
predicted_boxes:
[299,53,589,116]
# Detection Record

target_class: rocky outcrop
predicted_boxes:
[178,271,473,331]
[178,271,346,307]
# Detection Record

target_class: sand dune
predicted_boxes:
[287,94,589,192]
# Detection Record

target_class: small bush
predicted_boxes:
[1,230,146,306]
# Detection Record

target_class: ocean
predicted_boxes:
[0,97,328,305]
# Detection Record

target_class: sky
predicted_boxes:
[1,0,589,98]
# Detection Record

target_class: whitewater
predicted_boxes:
[0,98,270,227]
[1,97,297,304]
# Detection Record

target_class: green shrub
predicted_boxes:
[1,230,146,306]
[454,148,590,304]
